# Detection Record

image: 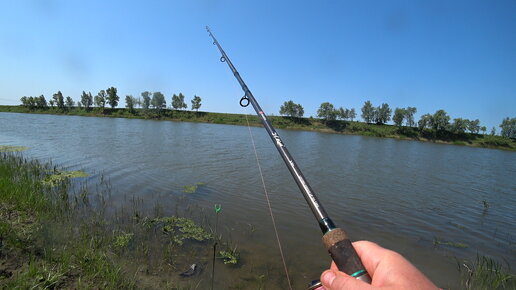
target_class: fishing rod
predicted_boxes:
[206,27,372,285]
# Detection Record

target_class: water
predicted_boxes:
[1,112,515,288]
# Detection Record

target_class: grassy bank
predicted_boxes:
[1,105,515,151]
[0,153,268,289]
[0,153,132,288]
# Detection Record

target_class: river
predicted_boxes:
[1,112,515,289]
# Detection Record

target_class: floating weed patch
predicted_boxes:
[42,170,89,186]
[0,145,29,152]
[144,216,211,245]
[182,182,205,194]
[434,237,469,248]
[182,185,198,194]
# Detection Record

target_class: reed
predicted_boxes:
[459,255,516,290]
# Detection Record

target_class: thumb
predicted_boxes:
[321,270,372,290]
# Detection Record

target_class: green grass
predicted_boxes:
[2,105,514,151]
[458,256,516,290]
[0,153,132,289]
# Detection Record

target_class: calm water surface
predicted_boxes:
[1,112,515,289]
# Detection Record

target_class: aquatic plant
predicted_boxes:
[144,216,212,245]
[247,223,257,234]
[433,237,469,248]
[459,255,516,290]
[182,182,205,194]
[113,232,134,249]
[450,222,467,230]
[0,145,29,152]
[42,169,89,186]
[219,246,240,265]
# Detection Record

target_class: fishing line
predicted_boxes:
[244,112,293,290]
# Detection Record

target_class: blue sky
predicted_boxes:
[1,0,515,131]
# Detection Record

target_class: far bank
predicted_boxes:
[1,105,514,151]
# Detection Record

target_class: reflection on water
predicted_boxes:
[1,112,515,288]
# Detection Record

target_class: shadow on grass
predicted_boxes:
[325,120,348,132]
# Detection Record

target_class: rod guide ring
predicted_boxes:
[240,96,250,107]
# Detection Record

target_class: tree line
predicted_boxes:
[20,87,203,113]
[279,99,516,138]
[18,90,515,139]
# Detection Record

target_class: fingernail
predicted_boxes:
[322,271,336,286]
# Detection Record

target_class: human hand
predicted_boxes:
[320,241,439,290]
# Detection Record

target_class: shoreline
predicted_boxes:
[1,105,514,151]
[1,145,515,288]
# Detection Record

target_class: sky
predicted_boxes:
[1,0,515,131]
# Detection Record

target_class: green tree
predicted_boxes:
[65,96,75,109]
[337,107,355,121]
[191,95,202,111]
[405,107,417,127]
[151,92,166,111]
[317,102,337,122]
[172,93,187,110]
[36,95,48,108]
[490,127,496,136]
[480,126,487,135]
[376,103,392,124]
[125,95,135,112]
[22,96,36,109]
[418,114,432,131]
[349,108,356,121]
[95,90,107,108]
[393,108,406,127]
[27,96,36,109]
[372,108,379,123]
[500,117,516,138]
[361,101,374,123]
[430,109,450,131]
[279,100,304,117]
[141,91,151,110]
[337,107,348,120]
[468,119,480,134]
[53,91,65,109]
[20,96,28,107]
[106,87,119,109]
[49,99,55,108]
[80,91,93,110]
[451,118,468,133]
